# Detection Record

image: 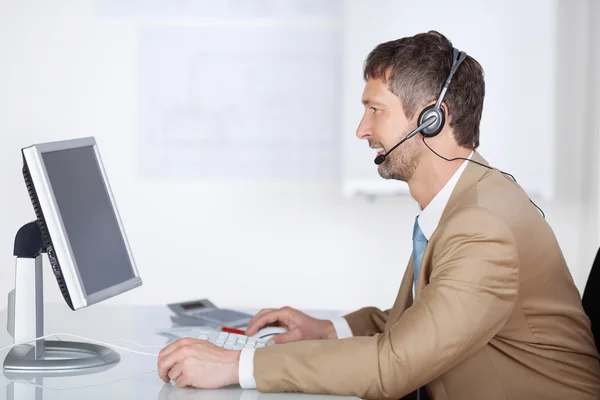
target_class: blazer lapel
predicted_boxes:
[414,151,491,296]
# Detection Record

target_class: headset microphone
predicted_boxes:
[373,116,438,165]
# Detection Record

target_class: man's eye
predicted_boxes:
[370,107,379,113]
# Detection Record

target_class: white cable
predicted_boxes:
[0,332,159,357]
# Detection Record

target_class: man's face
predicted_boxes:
[356,78,423,182]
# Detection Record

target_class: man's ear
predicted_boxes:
[440,102,450,122]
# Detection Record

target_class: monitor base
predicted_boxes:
[3,340,120,374]
[3,221,121,375]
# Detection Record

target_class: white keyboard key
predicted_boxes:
[196,332,274,350]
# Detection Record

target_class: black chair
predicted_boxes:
[582,247,600,352]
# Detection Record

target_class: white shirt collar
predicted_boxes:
[418,152,473,240]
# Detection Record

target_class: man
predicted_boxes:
[158,31,600,399]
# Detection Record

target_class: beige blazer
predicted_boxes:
[253,152,600,399]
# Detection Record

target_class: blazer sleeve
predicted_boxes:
[252,207,519,399]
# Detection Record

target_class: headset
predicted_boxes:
[373,47,545,218]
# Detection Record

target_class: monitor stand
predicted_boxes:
[2,221,120,374]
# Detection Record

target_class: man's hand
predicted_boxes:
[245,306,337,344]
[157,338,240,389]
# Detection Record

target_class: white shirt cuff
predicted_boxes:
[330,317,353,339]
[239,347,257,389]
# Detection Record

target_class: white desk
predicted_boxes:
[0,304,357,400]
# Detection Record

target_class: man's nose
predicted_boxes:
[356,117,371,140]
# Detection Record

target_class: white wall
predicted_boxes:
[0,0,597,314]
[591,0,600,254]
[554,0,599,289]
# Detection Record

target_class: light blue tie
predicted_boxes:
[412,216,428,400]
[412,216,428,291]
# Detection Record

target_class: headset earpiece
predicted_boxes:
[416,48,466,139]
[418,104,445,138]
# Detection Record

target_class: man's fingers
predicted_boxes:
[157,338,195,382]
[167,363,184,383]
[253,308,276,321]
[246,309,275,333]
[246,309,279,335]
[175,372,190,388]
[270,329,303,345]
[246,310,287,336]
[158,343,192,383]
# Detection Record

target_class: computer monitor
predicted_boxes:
[21,136,142,310]
[3,137,142,375]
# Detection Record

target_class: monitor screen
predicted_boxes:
[41,146,135,296]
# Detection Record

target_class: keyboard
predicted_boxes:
[197,332,271,350]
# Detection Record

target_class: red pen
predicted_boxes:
[221,326,246,335]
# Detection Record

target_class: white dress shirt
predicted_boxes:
[239,153,473,389]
